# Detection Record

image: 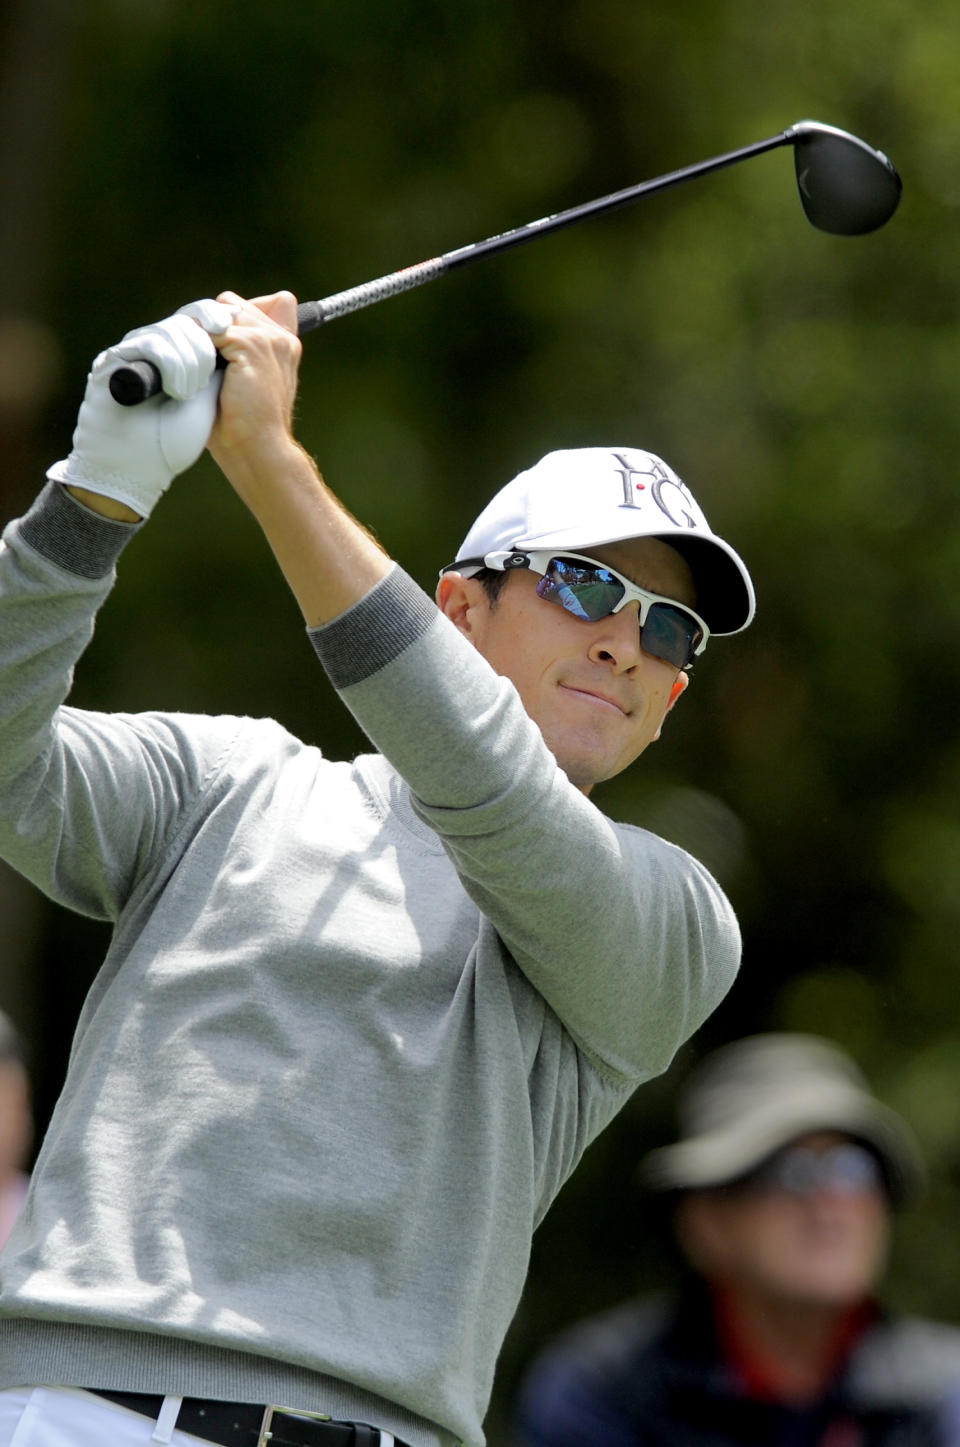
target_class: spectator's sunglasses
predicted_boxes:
[471,550,709,671]
[748,1142,883,1197]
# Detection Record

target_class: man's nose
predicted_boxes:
[586,603,643,671]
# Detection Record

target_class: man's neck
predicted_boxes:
[711,1283,875,1404]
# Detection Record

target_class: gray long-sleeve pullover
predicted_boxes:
[0,483,740,1447]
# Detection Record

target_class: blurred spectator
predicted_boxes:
[0,1012,31,1248]
[512,1033,960,1447]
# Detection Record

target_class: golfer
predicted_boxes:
[0,293,753,1447]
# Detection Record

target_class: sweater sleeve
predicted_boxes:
[309,566,741,1081]
[0,484,232,920]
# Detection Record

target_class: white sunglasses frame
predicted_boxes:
[482,548,710,668]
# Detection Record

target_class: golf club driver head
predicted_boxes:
[790,120,902,235]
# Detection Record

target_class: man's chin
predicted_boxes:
[541,721,651,795]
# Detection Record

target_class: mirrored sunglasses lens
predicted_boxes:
[641,605,700,669]
[756,1144,881,1196]
[536,559,624,621]
[827,1144,883,1192]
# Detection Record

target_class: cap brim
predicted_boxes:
[639,1085,924,1206]
[660,535,755,637]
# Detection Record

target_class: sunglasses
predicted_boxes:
[511,551,708,670]
[747,1143,883,1198]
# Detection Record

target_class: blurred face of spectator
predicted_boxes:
[675,1132,890,1309]
[0,1061,32,1182]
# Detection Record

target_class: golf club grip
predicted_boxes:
[110,261,451,406]
[109,359,164,406]
[108,356,233,407]
[297,256,450,329]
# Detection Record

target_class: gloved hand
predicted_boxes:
[47,298,237,518]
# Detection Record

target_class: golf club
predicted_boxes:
[109,119,901,406]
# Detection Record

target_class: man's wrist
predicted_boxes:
[65,486,143,524]
[209,430,308,494]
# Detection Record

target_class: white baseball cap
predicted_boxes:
[443,447,755,636]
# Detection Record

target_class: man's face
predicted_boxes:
[676,1132,890,1310]
[438,537,695,793]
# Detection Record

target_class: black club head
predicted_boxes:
[791,120,902,235]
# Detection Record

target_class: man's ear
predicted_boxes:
[668,672,690,710]
[652,670,689,742]
[435,572,489,640]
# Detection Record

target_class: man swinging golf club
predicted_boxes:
[0,292,753,1447]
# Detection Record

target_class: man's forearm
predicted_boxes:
[68,434,392,629]
[199,291,394,628]
[215,435,392,629]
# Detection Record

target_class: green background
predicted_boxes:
[3,1,960,1440]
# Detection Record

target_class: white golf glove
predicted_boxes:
[47,298,237,517]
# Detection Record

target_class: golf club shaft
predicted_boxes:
[109,130,794,405]
[297,131,792,331]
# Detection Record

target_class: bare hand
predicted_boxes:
[206,291,303,478]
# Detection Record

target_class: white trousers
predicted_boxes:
[0,1389,208,1446]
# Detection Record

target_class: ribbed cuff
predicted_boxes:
[308,566,440,690]
[18,482,142,580]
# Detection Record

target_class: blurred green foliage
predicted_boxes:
[4,0,960,1441]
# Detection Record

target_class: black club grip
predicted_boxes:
[108,302,324,407]
[109,359,163,406]
[108,352,233,407]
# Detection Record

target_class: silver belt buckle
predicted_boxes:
[257,1404,393,1447]
[257,1403,334,1447]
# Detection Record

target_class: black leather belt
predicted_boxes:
[90,1391,402,1447]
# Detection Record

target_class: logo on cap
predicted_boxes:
[612,451,699,531]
